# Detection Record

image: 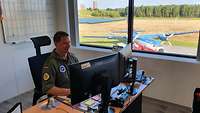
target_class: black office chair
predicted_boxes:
[28,36,51,105]
[193,88,200,113]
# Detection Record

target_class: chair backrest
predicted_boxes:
[30,36,51,56]
[28,53,51,93]
[28,36,51,93]
[7,102,22,113]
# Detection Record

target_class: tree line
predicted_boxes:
[134,5,200,17]
[82,8,128,18]
[80,5,200,18]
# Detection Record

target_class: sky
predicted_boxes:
[78,0,200,9]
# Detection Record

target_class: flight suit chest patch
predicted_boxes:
[59,65,66,73]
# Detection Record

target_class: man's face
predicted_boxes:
[55,36,71,54]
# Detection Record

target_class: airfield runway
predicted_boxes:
[163,45,197,56]
[81,36,197,56]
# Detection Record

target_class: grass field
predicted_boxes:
[79,17,200,48]
[80,37,127,47]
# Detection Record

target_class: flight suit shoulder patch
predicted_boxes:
[43,73,50,81]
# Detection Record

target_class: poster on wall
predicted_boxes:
[1,0,56,43]
[0,0,2,20]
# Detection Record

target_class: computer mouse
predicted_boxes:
[117,89,123,95]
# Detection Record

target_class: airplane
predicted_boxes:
[108,30,199,52]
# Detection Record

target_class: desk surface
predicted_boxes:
[110,82,149,112]
[23,100,83,113]
[24,77,154,113]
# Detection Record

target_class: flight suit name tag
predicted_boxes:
[81,62,91,69]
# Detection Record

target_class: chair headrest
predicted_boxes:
[31,36,51,56]
[31,36,51,47]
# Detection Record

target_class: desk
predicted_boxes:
[24,77,154,113]
[113,82,147,113]
[23,100,83,113]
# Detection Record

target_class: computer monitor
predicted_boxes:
[69,53,120,105]
[119,44,137,81]
[119,44,137,94]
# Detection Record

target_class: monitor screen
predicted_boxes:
[69,53,120,105]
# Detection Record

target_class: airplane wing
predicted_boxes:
[137,30,199,41]
[164,30,199,37]
[137,38,161,46]
[112,30,144,33]
[160,30,199,41]
[137,34,161,40]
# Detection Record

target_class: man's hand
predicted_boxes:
[66,88,71,96]
[47,87,71,96]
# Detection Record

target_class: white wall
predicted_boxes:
[0,25,57,103]
[55,0,69,32]
[135,56,200,108]
[0,43,18,102]
[0,0,72,103]
[0,26,34,102]
[70,47,111,61]
[0,0,61,103]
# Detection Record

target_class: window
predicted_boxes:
[77,0,128,48]
[72,0,200,58]
[132,0,200,56]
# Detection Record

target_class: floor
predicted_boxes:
[142,96,192,113]
[0,90,192,113]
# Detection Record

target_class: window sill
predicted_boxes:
[133,52,200,64]
[72,45,113,54]
[73,45,200,64]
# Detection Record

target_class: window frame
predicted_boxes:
[69,0,200,60]
[130,0,200,59]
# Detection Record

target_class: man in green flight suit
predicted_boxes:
[42,31,79,96]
